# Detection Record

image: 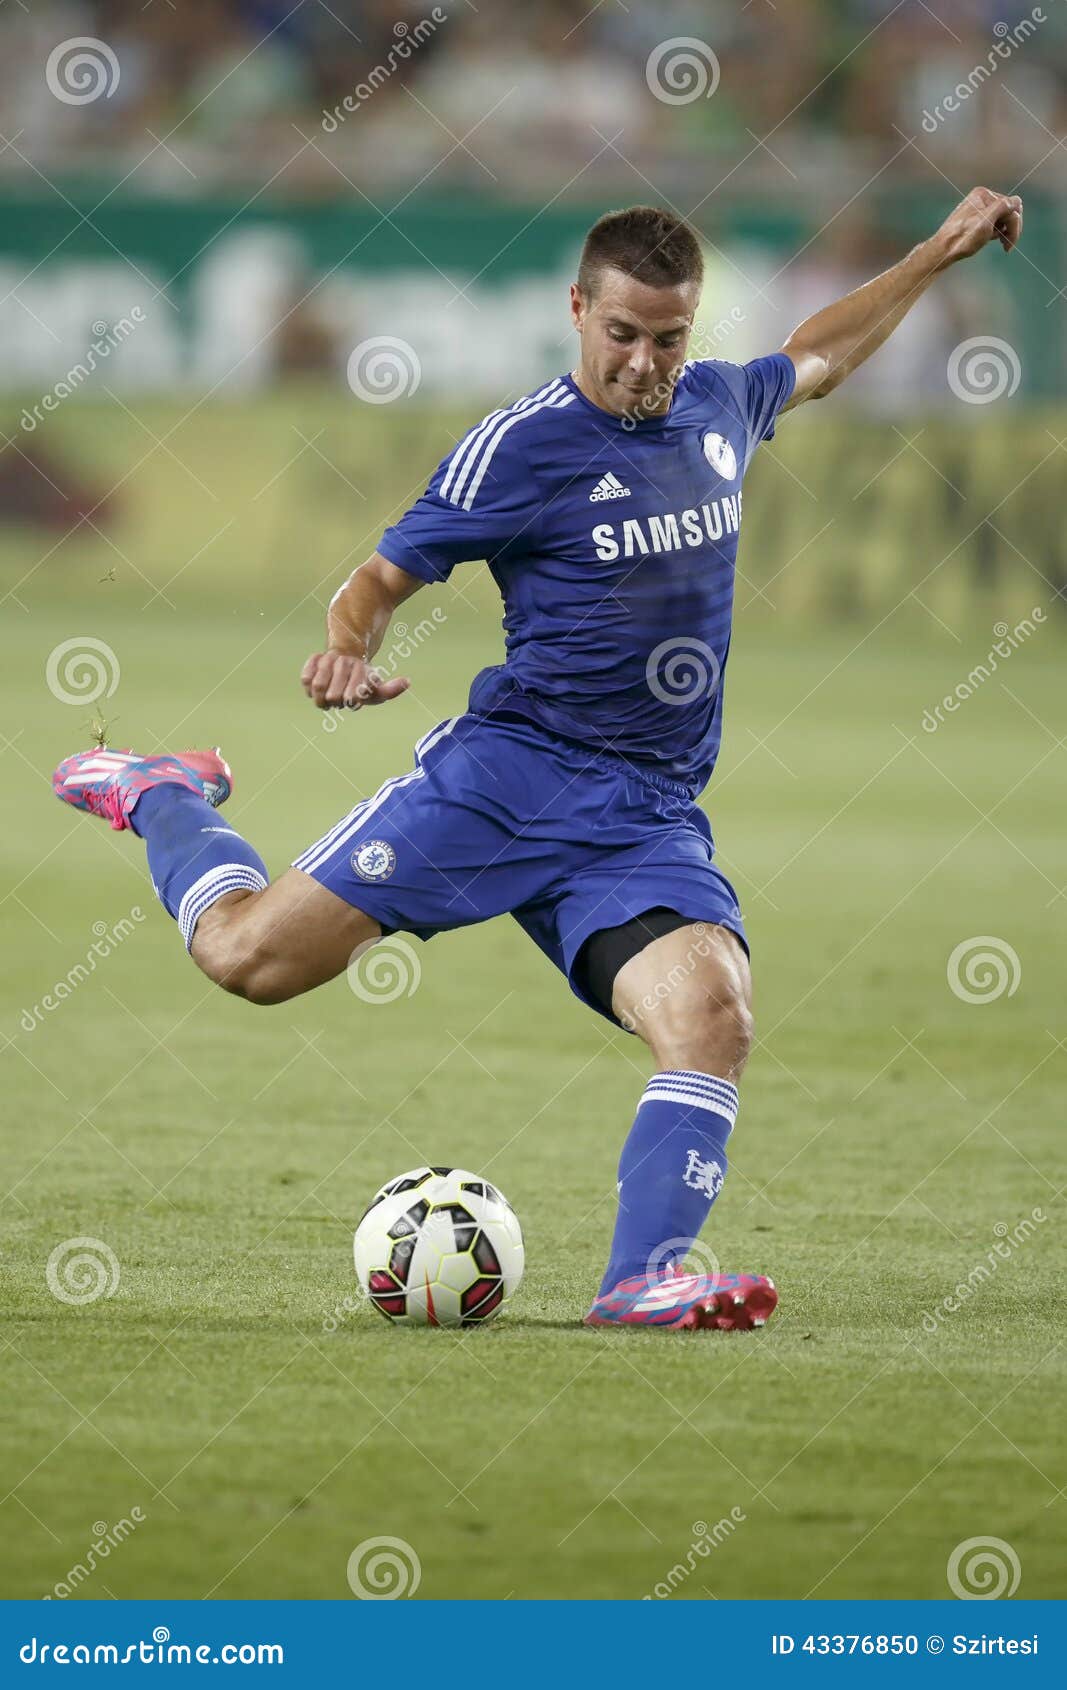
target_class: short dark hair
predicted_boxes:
[577,206,703,299]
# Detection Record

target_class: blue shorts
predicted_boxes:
[292,712,746,1025]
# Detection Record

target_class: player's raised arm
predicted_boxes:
[302,552,425,710]
[780,186,1024,409]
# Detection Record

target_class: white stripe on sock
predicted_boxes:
[642,1070,739,1128]
[177,863,268,950]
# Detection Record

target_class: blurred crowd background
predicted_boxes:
[3,0,1066,194]
[1,0,1065,578]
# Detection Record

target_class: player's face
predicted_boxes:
[570,268,700,421]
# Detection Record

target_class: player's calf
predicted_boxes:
[190,872,381,1004]
[53,746,380,1006]
[589,919,770,1327]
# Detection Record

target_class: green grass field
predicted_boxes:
[1,414,1064,1602]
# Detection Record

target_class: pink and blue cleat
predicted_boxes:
[53,748,232,832]
[584,1268,778,1332]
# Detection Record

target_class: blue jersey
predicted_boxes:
[376,354,795,796]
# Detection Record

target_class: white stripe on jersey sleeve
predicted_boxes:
[460,390,574,512]
[440,378,562,507]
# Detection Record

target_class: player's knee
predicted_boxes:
[648,973,754,1075]
[196,929,299,1006]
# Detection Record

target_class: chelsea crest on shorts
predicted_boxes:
[351,839,397,881]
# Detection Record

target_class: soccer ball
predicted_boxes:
[353,1166,524,1327]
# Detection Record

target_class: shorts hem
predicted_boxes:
[291,862,432,940]
[562,902,749,1031]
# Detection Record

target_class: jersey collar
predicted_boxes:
[562,371,677,432]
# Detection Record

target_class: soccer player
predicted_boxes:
[55,188,1022,1330]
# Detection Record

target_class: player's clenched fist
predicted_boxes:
[936,187,1023,264]
[301,649,411,709]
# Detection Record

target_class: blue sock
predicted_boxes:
[131,785,268,951]
[597,1070,737,1297]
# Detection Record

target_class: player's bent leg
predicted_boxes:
[53,745,382,1006]
[611,921,754,1081]
[582,917,775,1332]
[190,870,381,1004]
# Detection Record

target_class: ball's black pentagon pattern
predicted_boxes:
[472,1230,502,1275]
[388,1236,416,1283]
[358,1168,437,1224]
[387,1198,429,1241]
[432,1201,478,1251]
[360,1174,517,1325]
[462,1280,505,1324]
[460,1179,506,1207]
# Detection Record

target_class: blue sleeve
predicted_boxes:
[377,424,544,584]
[740,352,796,443]
[693,352,796,463]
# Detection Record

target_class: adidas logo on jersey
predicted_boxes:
[589,472,631,502]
